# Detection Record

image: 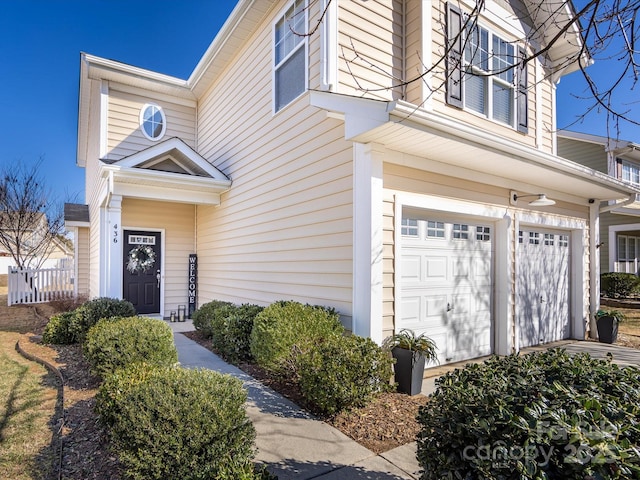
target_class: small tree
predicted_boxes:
[0,159,66,270]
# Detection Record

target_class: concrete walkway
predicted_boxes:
[170,320,640,479]
[170,321,421,480]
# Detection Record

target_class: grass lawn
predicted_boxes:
[616,307,640,335]
[0,331,58,480]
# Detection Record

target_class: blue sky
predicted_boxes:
[0,1,637,204]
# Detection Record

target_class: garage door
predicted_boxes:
[516,228,570,348]
[398,215,494,365]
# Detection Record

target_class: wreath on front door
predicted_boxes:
[126,245,156,274]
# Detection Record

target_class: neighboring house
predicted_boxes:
[558,130,640,276]
[0,213,73,272]
[68,0,640,365]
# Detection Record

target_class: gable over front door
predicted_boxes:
[123,230,161,314]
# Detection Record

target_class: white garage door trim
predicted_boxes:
[514,213,587,350]
[394,194,512,357]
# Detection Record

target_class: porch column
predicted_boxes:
[353,142,384,344]
[105,195,123,299]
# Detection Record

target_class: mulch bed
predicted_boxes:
[182,331,428,454]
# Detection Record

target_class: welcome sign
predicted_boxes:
[188,254,197,317]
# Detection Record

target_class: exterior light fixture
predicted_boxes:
[510,191,556,207]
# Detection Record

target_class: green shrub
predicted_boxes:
[96,363,258,480]
[249,301,344,375]
[298,334,395,416]
[416,349,640,479]
[42,311,81,344]
[75,297,136,342]
[192,300,235,338]
[83,316,177,378]
[212,304,265,363]
[601,272,640,298]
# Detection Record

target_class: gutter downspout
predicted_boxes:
[599,194,638,214]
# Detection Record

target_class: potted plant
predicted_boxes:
[383,329,438,395]
[595,309,625,344]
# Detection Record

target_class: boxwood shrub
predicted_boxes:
[298,334,395,416]
[192,300,235,338]
[83,316,177,378]
[42,311,81,344]
[41,297,136,344]
[416,349,640,479]
[212,304,265,363]
[249,301,344,375]
[601,272,640,298]
[96,363,258,480]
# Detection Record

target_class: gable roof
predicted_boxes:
[109,137,229,181]
[99,138,231,206]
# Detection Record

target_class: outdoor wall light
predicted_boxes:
[510,191,556,207]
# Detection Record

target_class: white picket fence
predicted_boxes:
[7,267,74,306]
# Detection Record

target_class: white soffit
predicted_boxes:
[310,91,640,203]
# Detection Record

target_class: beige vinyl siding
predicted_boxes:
[428,0,551,152]
[404,0,424,105]
[382,193,395,338]
[538,80,554,152]
[85,78,104,299]
[558,137,608,173]
[76,227,90,297]
[121,199,195,314]
[106,88,196,161]
[194,0,354,315]
[337,0,404,101]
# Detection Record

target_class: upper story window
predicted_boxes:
[621,160,640,185]
[464,26,515,125]
[274,0,307,112]
[139,103,166,141]
[446,3,528,133]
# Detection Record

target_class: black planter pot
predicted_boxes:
[391,347,426,396]
[597,315,619,344]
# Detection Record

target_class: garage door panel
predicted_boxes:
[426,256,448,282]
[399,214,494,366]
[400,295,421,324]
[401,255,422,283]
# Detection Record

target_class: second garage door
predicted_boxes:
[398,214,494,365]
[516,227,570,348]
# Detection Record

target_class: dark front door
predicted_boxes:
[123,230,161,314]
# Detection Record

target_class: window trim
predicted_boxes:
[272,0,309,114]
[445,2,528,133]
[139,103,166,142]
[621,159,640,186]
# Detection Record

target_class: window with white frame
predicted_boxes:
[274,0,307,112]
[446,4,528,132]
[618,234,640,261]
[139,103,166,141]
[621,160,640,185]
[464,25,515,125]
[427,221,445,238]
[401,218,419,237]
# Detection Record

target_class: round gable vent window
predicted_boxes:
[140,103,166,141]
